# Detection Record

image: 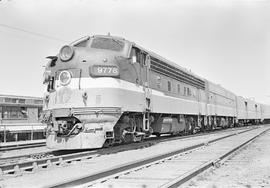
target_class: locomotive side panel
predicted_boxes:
[236,96,261,124]
[236,96,247,120]
[148,71,205,115]
[261,104,270,123]
[207,81,236,117]
[246,99,256,120]
[255,103,262,121]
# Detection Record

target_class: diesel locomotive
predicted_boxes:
[42,34,270,149]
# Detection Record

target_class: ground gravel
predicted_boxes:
[183,129,270,188]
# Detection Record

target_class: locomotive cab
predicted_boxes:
[43,35,153,149]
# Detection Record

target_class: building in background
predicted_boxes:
[0,94,45,143]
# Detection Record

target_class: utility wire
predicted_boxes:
[0,23,68,43]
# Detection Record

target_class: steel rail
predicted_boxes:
[49,127,257,188]
[163,127,270,188]
[0,142,46,152]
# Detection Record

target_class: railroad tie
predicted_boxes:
[32,162,39,172]
[14,165,22,177]
[46,160,52,168]
[59,157,66,166]
[0,168,3,179]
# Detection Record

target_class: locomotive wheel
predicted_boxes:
[123,133,135,143]
[103,139,114,148]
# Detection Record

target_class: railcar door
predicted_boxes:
[131,47,151,131]
[131,47,151,109]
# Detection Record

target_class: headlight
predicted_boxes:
[59,70,72,86]
[59,45,74,62]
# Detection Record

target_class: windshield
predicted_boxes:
[91,37,124,51]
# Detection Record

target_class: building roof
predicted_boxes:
[0,94,42,100]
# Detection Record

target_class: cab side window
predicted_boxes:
[131,47,145,67]
[131,48,140,63]
[140,52,146,66]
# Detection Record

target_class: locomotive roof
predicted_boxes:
[131,42,205,82]
[76,35,249,100]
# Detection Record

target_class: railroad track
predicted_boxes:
[0,126,256,178]
[49,126,269,188]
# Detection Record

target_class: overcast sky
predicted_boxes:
[0,0,270,104]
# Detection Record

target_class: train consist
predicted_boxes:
[42,35,270,149]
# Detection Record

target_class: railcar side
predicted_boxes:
[236,96,262,125]
[206,81,236,129]
[261,104,270,123]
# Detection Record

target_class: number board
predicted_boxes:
[90,65,119,77]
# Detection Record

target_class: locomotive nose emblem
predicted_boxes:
[56,87,72,103]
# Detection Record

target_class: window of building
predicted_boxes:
[34,100,43,105]
[167,81,171,92]
[184,87,187,95]
[4,98,11,103]
[4,98,18,103]
[33,131,46,140]
[11,98,17,103]
[18,133,31,141]
[18,99,26,104]
[38,107,43,120]
[2,106,28,119]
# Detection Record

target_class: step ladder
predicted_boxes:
[143,111,150,131]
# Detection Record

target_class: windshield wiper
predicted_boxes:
[70,36,90,46]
